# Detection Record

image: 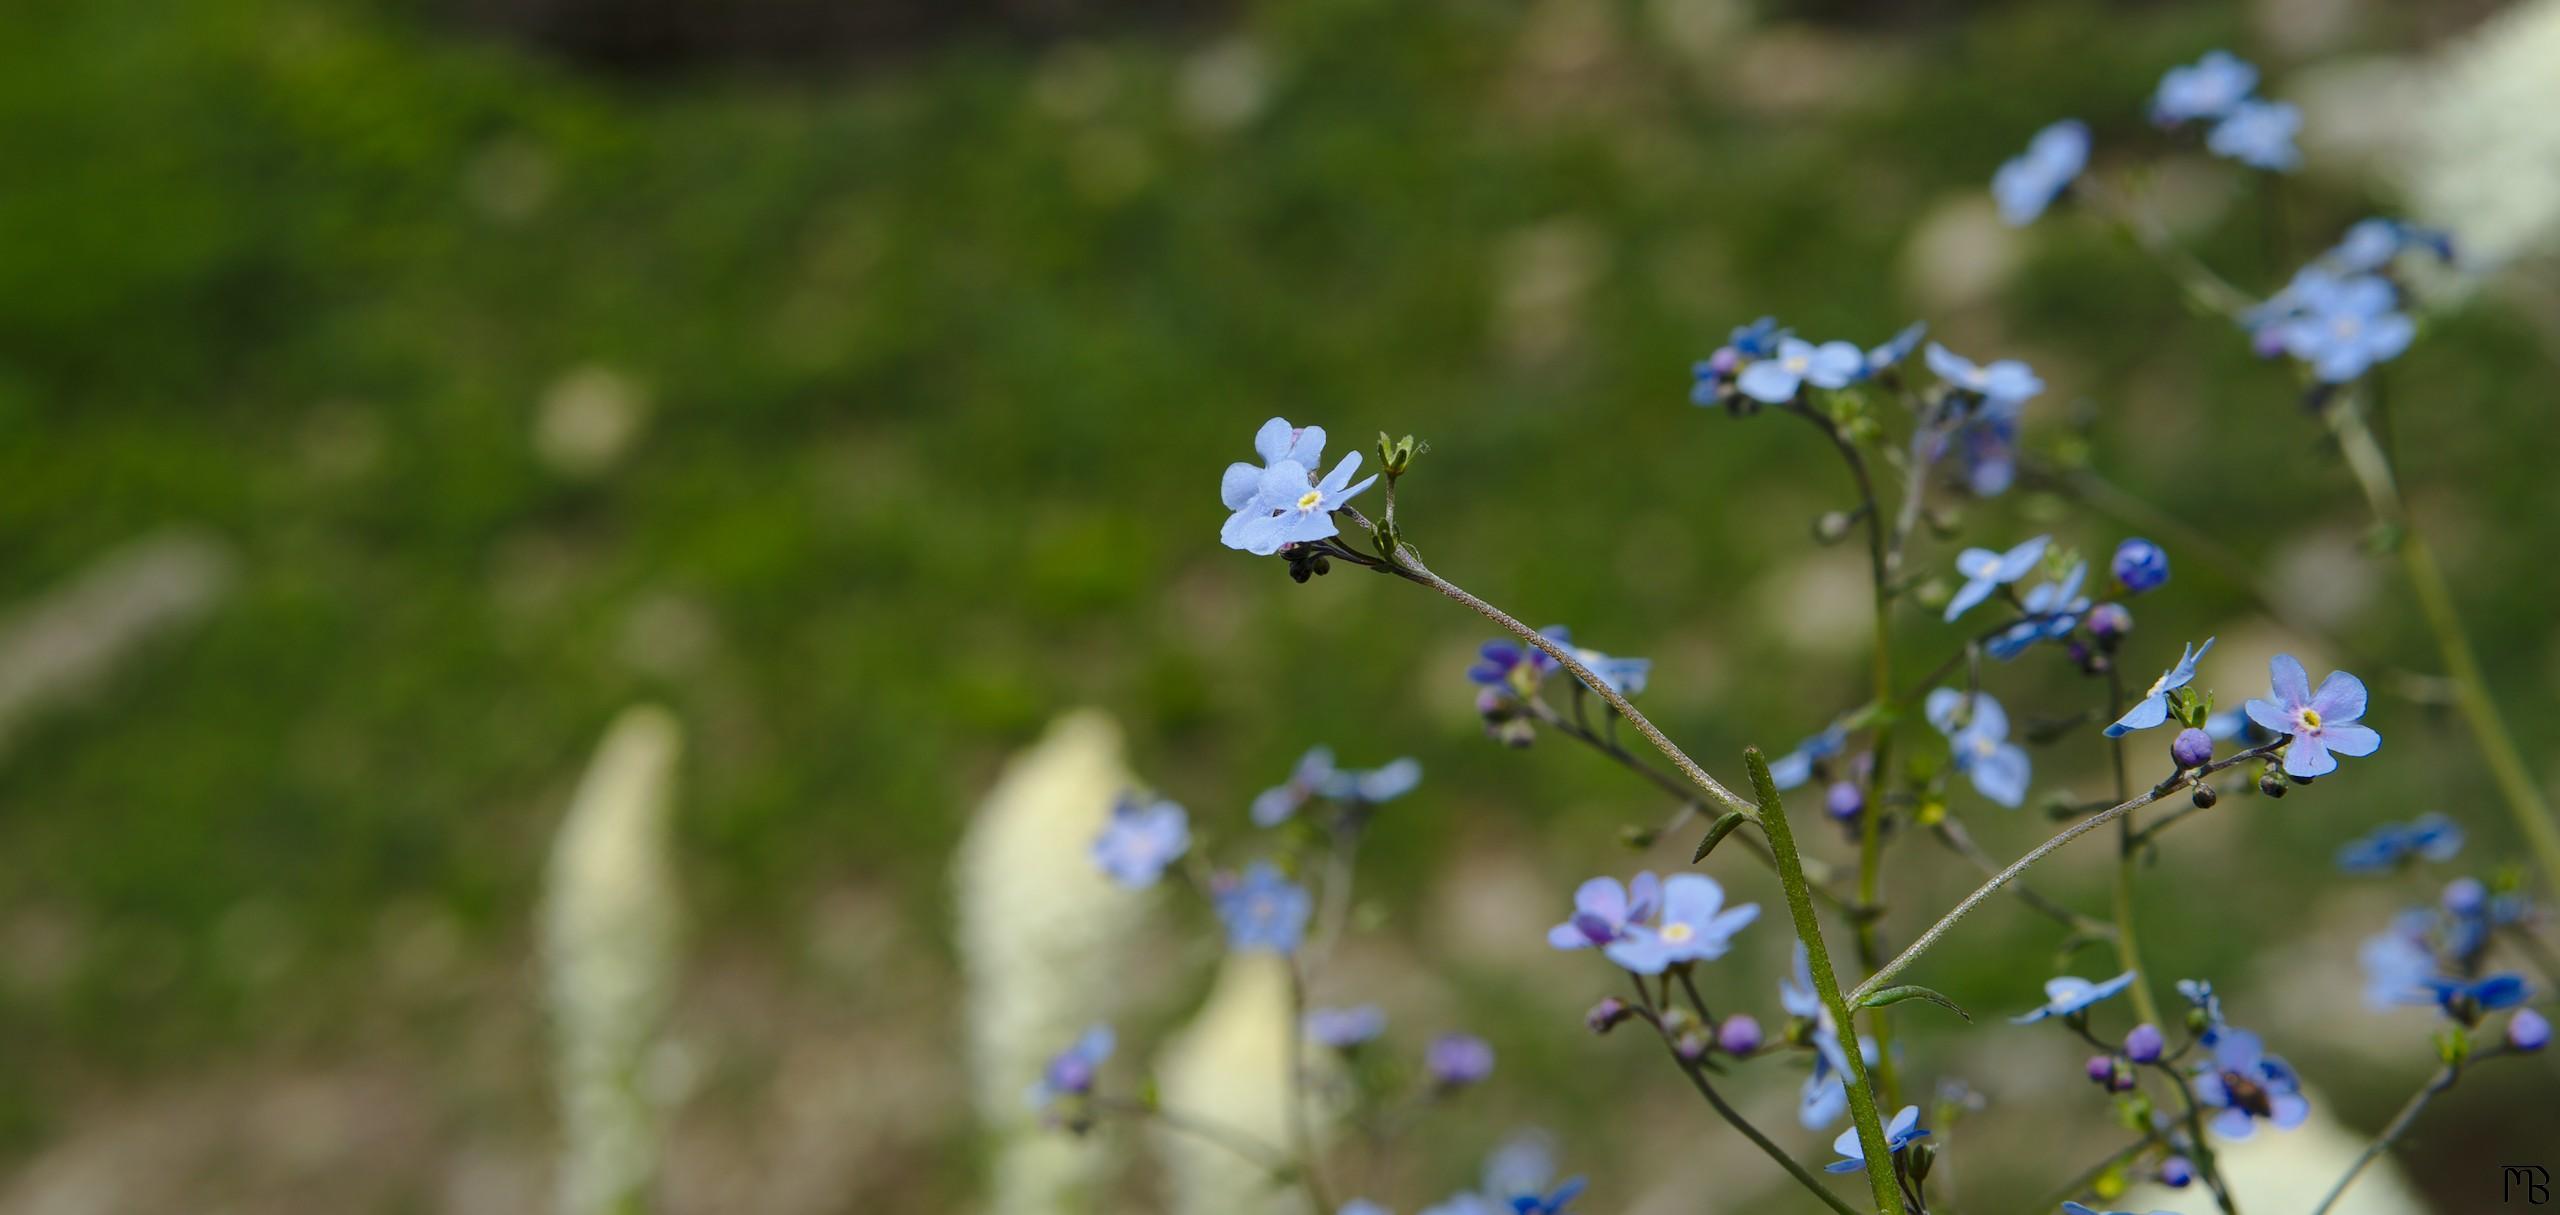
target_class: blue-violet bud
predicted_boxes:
[2112,538,2170,594]
[2510,1008,2551,1052]
[2443,876,2488,917]
[2159,1156,2195,1188]
[2124,1022,2166,1064]
[2086,602,2133,641]
[2171,728,2214,769]
[1824,780,1865,822]
[1718,1013,1764,1055]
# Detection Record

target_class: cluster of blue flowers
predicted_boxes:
[1468,624,1651,747]
[2346,818,2547,1045]
[1338,1134,1586,1215]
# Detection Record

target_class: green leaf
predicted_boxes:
[1858,984,1972,1022]
[1690,810,1750,863]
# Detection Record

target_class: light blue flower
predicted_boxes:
[1768,724,1850,790]
[1825,1105,1929,1174]
[1092,794,1191,887]
[1865,322,1928,377]
[2208,99,2301,171]
[1737,337,1865,403]
[1728,316,1791,357]
[1956,395,2025,496]
[1323,757,1424,804]
[1569,644,1652,697]
[1218,862,1313,953]
[1944,534,2052,621]
[2194,1029,2309,1139]
[1601,873,1759,975]
[1252,746,1337,826]
[2277,275,2413,383]
[2336,813,2464,872]
[1307,1004,1389,1048]
[1993,120,2091,226]
[1477,1134,1587,1215]
[2151,50,2259,125]
[1548,872,1662,950]
[2013,972,2139,1023]
[1222,437,1381,556]
[1780,943,1875,1129]
[1925,342,2045,403]
[2244,654,2380,779]
[1987,562,2090,661]
[1927,688,2032,807]
[1339,1202,1393,1215]
[1029,1024,1115,1111]
[2105,637,2215,736]
[1220,417,1326,517]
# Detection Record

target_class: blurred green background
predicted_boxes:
[4,0,2557,1209]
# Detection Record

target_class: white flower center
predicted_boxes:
[2297,708,2323,733]
[1660,921,1695,944]
[1295,488,1324,512]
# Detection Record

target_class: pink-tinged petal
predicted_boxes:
[2309,670,2367,722]
[2244,697,2293,734]
[2320,722,2380,757]
[2268,654,2311,707]
[2283,735,2337,778]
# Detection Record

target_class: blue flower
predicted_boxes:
[2013,972,2139,1023]
[2360,912,2443,1010]
[1220,419,1381,555]
[1825,1105,1929,1174]
[2420,973,2531,1015]
[1926,343,2045,403]
[1425,1033,1495,1088]
[1569,643,1652,697]
[1324,757,1424,805]
[1220,417,1327,520]
[1993,119,2091,226]
[1866,322,1928,377]
[1252,746,1337,826]
[2512,1008,2552,1052]
[1470,626,1572,694]
[1478,1134,1586,1214]
[1306,1004,1389,1049]
[1547,871,1662,950]
[2152,50,2259,125]
[2111,538,2171,594]
[1029,1024,1114,1111]
[2336,813,2464,873]
[2244,655,2380,779]
[1340,1202,1393,1215]
[2208,99,2301,171]
[2193,1029,2309,1140]
[1092,794,1191,887]
[1987,562,2089,661]
[2277,275,2413,383]
[1729,316,1791,358]
[2105,637,2215,737]
[1927,688,2032,807]
[1956,395,2026,496]
[1601,874,1759,975]
[1218,862,1313,953]
[1944,534,2051,622]
[2063,1204,2183,1215]
[1767,724,1850,790]
[1737,338,1865,403]
[1781,943,1876,1129]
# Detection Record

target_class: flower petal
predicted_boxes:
[2105,695,2171,737]
[2309,670,2368,722]
[2283,735,2337,778]
[1735,360,1801,404]
[2320,722,2380,758]
[1659,873,1724,924]
[2243,697,2293,734]
[1572,877,1628,922]
[2268,654,2312,707]
[1253,417,1297,464]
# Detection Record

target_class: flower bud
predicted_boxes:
[1824,780,1865,822]
[1674,1028,1712,1063]
[2158,1155,2195,1188]
[2258,772,2288,798]
[2124,1023,2165,1064]
[2085,602,2133,642]
[2251,325,2288,359]
[1585,997,1631,1035]
[2170,728,2213,770]
[2189,783,2218,810]
[1717,1014,1763,1056]
[1707,347,1740,377]
[2442,876,2488,917]
[2510,1008,2551,1052]
[2111,538,2170,594]
[1906,1139,1937,1183]
[2085,1054,2117,1086]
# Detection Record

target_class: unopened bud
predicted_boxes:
[1717,1014,1764,1055]
[2258,773,2289,798]
[1585,997,1632,1035]
[2190,783,2218,809]
[2170,728,2213,769]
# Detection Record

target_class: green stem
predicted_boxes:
[1630,974,1865,1215]
[1282,963,1335,1213]
[2104,666,2165,1031]
[2328,400,2560,896]
[1746,748,1903,1215]
[2309,1061,2461,1215]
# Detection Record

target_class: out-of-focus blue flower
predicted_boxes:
[2336,813,2464,873]
[1339,1201,1392,1215]
[1324,757,1423,805]
[1730,316,1790,358]
[1956,395,2026,496]
[2013,972,2139,1024]
[1252,746,1338,826]
[2330,219,2404,273]
[2158,1155,2195,1188]
[1478,1134,1586,1215]
[2423,972,2530,1015]
[2208,99,2301,170]
[2177,978,2227,1039]
[1547,872,1663,951]
[1928,688,2032,808]
[2105,637,2215,737]
[1569,643,1653,697]
[2278,275,2414,383]
[1927,343,2045,404]
[1470,626,1573,701]
[1866,322,1928,377]
[1993,119,2091,226]
[1306,1004,1388,1048]
[1988,562,2090,660]
[1768,724,1850,790]
[2112,538,2171,594]
[2203,707,2264,745]
[1738,338,1864,404]
[1602,874,1759,975]
[1029,1024,1114,1111]
[1945,534,2052,621]
[2512,1008,2552,1052]
[1217,862,1312,953]
[1825,1105,1929,1174]
[1092,794,1191,887]
[2152,50,2259,125]
[2358,912,2438,1008]
[1781,942,1878,1129]
[2245,655,2380,779]
[2194,1029,2309,1140]
[1426,1033,1495,1088]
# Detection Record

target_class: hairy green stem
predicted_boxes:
[1746,748,1903,1215]
[1629,974,1865,1215]
[2104,666,2165,1031]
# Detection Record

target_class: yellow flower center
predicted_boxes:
[2332,316,2360,339]
[1972,735,1998,758]
[1660,921,1696,944]
[1296,488,1324,512]
[1784,355,1809,373]
[2299,708,2323,731]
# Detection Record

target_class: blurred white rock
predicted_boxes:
[1153,952,1318,1215]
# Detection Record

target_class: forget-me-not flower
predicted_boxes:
[1470,627,1570,694]
[1988,562,2089,660]
[1307,1004,1389,1048]
[1993,119,2091,226]
[1866,322,1928,377]
[1944,534,2052,621]
[2244,654,2380,778]
[1928,688,2032,807]
[2105,637,2215,737]
[1729,316,1790,357]
[1602,874,1759,975]
[2208,99,2301,170]
[1548,872,1662,951]
[1956,395,2026,496]
[2193,1028,2309,1139]
[1927,342,2045,403]
[1737,338,1864,403]
[1092,794,1191,887]
[1825,1105,1929,1174]
[1570,644,1653,697]
[1781,943,1877,1129]
[1220,418,1381,555]
[2151,50,2259,125]
[2111,538,2170,593]
[2014,972,2139,1023]
[2278,275,2413,383]
[2422,973,2531,1017]
[1252,746,1338,826]
[1218,862,1313,953]
[1477,1134,1586,1215]
[2336,813,2463,873]
[1768,723,1849,790]
[1221,418,1326,522]
[1425,1033,1495,1087]
[1324,757,1424,805]
[1029,1024,1114,1111]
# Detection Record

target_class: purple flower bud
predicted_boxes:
[1717,1013,1764,1055]
[2085,602,2132,641]
[1674,1029,1711,1062]
[2510,1008,2551,1052]
[2171,728,2214,769]
[2085,1054,2117,1086]
[2443,876,2488,917]
[2159,1155,2195,1188]
[2124,1022,2165,1063]
[1585,997,1631,1035]
[1426,1032,1495,1087]
[1824,780,1865,822]
[2251,324,2288,359]
[2112,538,2170,594]
[1707,347,1741,377]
